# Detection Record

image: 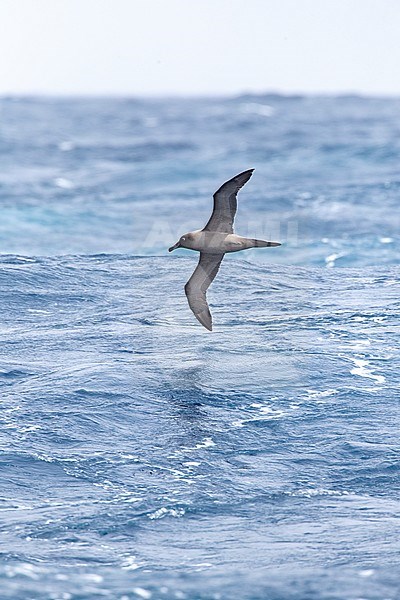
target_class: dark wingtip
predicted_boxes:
[233,168,254,180]
[232,168,255,187]
[240,168,255,181]
[200,318,213,332]
[194,309,213,331]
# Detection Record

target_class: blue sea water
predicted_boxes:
[0,95,399,599]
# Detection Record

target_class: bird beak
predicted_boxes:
[168,241,181,252]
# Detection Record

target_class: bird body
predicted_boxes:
[171,231,277,254]
[169,169,281,330]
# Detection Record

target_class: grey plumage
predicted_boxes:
[169,169,281,330]
[184,253,224,331]
[203,169,254,234]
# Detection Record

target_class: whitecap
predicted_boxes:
[359,569,375,577]
[168,437,215,458]
[121,555,140,570]
[350,358,385,384]
[5,562,41,579]
[325,252,346,267]
[81,573,103,583]
[12,256,36,263]
[193,562,213,571]
[232,403,293,427]
[148,507,185,520]
[133,587,152,599]
[293,488,350,498]
[18,424,42,433]
[54,177,74,189]
[303,389,338,401]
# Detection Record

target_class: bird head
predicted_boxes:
[168,233,193,252]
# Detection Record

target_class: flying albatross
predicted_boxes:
[168,169,281,330]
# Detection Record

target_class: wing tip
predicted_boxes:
[213,168,255,199]
[194,308,213,331]
[238,168,255,177]
[233,168,255,186]
[198,314,213,331]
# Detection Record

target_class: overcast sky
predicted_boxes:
[1,0,399,96]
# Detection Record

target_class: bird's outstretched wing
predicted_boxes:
[203,169,254,233]
[184,252,225,331]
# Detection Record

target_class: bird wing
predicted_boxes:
[203,169,254,233]
[184,252,225,331]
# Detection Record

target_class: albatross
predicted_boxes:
[168,169,281,330]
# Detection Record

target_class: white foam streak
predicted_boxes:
[350,358,385,384]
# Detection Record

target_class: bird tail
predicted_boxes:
[251,239,281,248]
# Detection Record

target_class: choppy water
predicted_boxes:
[0,96,399,599]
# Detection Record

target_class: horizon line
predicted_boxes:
[1,89,400,101]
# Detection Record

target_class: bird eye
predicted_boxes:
[181,237,186,241]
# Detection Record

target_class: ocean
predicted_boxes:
[0,95,399,599]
